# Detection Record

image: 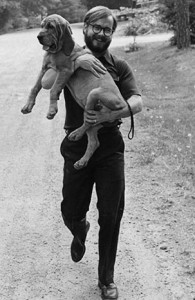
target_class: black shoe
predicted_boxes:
[71,221,90,262]
[98,281,118,299]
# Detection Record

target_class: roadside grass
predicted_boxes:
[112,42,195,190]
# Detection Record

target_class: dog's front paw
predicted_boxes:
[46,107,58,119]
[47,112,56,119]
[21,103,34,114]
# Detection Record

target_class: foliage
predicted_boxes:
[81,0,134,9]
[159,0,195,44]
[0,0,88,32]
[47,0,87,23]
[159,0,195,31]
[21,0,47,16]
[159,0,176,30]
[0,0,137,32]
[0,0,20,30]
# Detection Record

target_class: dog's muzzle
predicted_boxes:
[37,34,45,44]
[37,32,57,52]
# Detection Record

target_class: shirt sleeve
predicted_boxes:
[115,57,141,101]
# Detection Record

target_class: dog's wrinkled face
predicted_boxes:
[37,14,74,55]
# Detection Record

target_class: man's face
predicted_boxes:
[84,15,114,54]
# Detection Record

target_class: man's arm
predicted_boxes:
[108,94,143,121]
[84,94,143,125]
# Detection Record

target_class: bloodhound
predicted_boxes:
[21,14,127,169]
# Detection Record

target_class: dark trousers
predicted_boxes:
[60,127,125,285]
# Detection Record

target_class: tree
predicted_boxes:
[176,0,190,48]
[0,0,20,30]
[159,0,194,47]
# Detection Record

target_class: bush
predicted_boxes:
[159,0,195,44]
[12,16,28,29]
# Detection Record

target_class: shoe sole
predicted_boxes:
[71,222,90,262]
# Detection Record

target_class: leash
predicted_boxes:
[127,102,134,140]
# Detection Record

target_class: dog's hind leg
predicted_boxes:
[69,88,105,142]
[74,126,101,169]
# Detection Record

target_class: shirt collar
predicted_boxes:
[83,45,114,67]
[101,50,114,67]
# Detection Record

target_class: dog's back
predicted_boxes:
[67,68,124,110]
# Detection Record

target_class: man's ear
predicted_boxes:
[61,22,75,56]
[83,23,88,35]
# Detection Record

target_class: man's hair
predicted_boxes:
[84,6,117,32]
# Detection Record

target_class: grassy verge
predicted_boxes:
[113,41,195,191]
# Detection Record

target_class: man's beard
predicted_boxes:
[84,34,112,54]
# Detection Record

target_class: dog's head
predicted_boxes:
[37,14,75,55]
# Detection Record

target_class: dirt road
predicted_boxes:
[0,27,194,299]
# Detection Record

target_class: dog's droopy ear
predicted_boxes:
[61,21,75,56]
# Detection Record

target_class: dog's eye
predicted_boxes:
[47,23,54,30]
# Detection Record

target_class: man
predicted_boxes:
[60,6,143,299]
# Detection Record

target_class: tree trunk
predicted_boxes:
[176,0,190,49]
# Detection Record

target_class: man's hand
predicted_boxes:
[74,54,106,78]
[84,95,143,126]
[84,108,111,125]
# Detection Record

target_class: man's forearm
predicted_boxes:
[108,95,143,122]
[84,95,143,125]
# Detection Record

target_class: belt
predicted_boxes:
[65,125,120,136]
